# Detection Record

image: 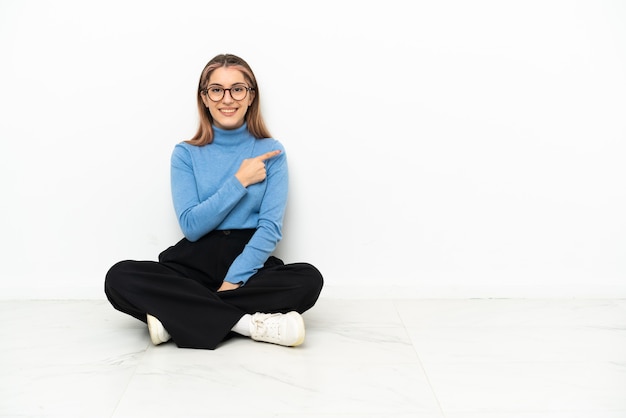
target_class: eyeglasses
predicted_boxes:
[201,84,254,102]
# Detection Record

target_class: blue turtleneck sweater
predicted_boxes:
[170,123,287,285]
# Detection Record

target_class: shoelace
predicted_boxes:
[252,313,282,339]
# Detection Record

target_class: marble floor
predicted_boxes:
[1,298,625,417]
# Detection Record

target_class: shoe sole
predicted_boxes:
[146,314,167,345]
[288,311,306,347]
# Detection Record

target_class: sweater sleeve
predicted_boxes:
[170,144,247,242]
[223,145,288,285]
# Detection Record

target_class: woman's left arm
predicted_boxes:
[221,143,288,286]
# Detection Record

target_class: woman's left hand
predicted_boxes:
[217,281,241,292]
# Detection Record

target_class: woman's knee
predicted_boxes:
[307,262,324,288]
[295,262,324,297]
[104,260,136,292]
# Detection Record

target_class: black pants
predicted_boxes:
[104,229,324,349]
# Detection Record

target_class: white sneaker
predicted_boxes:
[250,311,305,347]
[147,314,171,345]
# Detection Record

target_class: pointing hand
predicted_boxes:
[235,150,281,187]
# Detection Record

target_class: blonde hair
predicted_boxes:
[186,54,271,146]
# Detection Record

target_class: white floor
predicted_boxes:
[1,298,625,418]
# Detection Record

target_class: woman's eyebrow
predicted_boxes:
[207,82,247,87]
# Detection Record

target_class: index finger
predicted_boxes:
[257,150,282,161]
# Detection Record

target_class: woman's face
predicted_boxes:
[202,67,255,130]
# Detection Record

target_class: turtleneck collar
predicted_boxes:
[212,123,252,147]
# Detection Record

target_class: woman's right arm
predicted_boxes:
[170,145,246,242]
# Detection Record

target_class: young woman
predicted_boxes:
[105,54,323,350]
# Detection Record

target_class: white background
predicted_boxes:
[1,0,624,299]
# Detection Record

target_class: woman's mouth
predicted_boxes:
[219,108,238,116]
